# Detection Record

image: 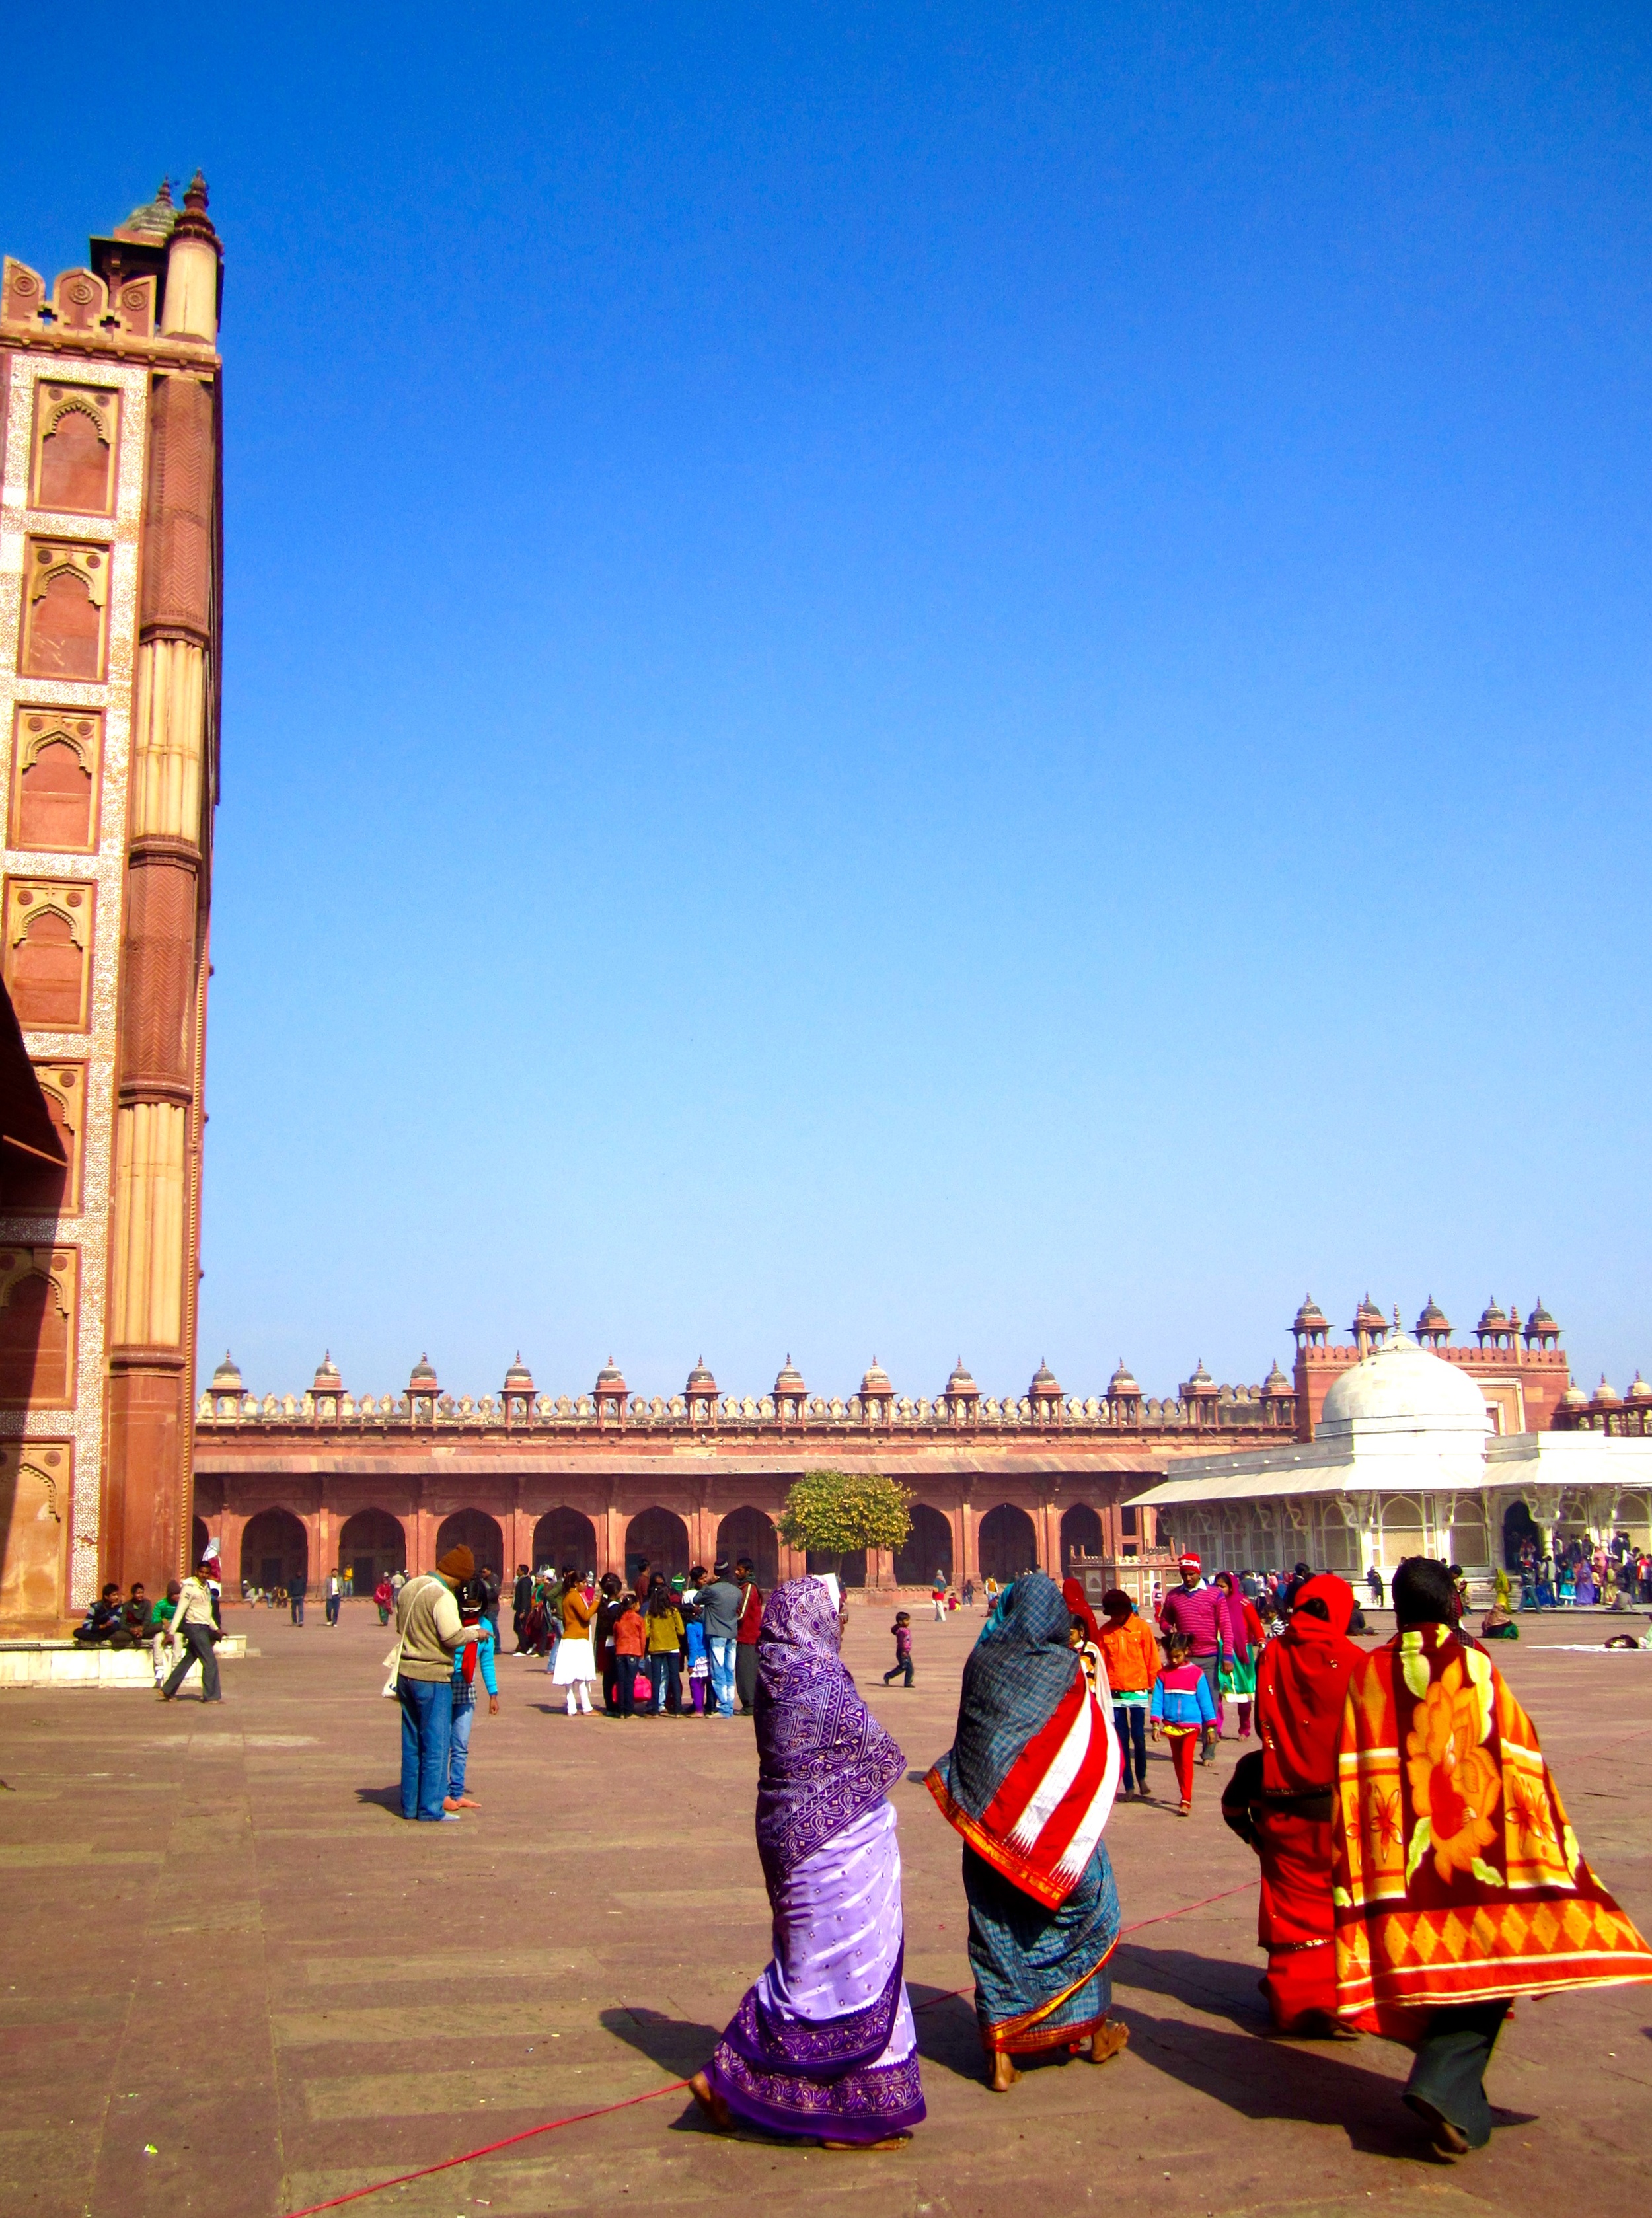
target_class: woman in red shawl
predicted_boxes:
[1249,1573,1362,2035]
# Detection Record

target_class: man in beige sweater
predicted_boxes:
[396,1545,482,1821]
[159,1561,224,1703]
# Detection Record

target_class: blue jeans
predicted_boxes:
[708,1635,736,1716]
[448,1695,476,1796]
[1113,1702,1148,1792]
[398,1676,453,1820]
[650,1652,682,1713]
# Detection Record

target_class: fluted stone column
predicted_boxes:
[104,179,220,1595]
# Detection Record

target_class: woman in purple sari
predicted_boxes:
[689,1576,926,2147]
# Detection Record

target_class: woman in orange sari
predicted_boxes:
[1333,1556,1652,2155]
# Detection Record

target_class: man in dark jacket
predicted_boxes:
[511,1564,533,1650]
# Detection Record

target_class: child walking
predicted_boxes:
[1151,1631,1217,1816]
[883,1610,914,1687]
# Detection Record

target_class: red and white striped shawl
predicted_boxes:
[929,1665,1120,1909]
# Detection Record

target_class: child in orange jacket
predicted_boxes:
[1098,1588,1161,1802]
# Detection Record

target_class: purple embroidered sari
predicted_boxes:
[706,1578,925,2141]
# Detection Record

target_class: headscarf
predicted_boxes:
[1062,1576,1100,1646]
[753,1578,904,1886]
[927,1572,1119,1906]
[1211,1569,1253,1660]
[1256,1572,1359,1797]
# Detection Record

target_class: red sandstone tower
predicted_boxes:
[0,178,223,1627]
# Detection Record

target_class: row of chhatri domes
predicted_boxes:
[208,1348,1284,1403]
[1567,1372,1652,1410]
[1292,1292,1561,1345]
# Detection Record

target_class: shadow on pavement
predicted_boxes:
[353,1782,402,1810]
[601,2002,724,2078]
[1114,1987,1438,2159]
[1114,1937,1271,2032]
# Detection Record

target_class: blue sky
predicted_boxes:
[13,3,1652,1403]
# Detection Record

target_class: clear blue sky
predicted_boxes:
[13,4,1652,1404]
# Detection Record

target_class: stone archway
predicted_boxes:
[979,1503,1039,1583]
[625,1506,689,1584]
[1059,1503,1103,1569]
[1501,1499,1539,1572]
[894,1503,954,1587]
[435,1508,504,1580]
[716,1506,778,1587]
[531,1508,598,1576]
[337,1508,406,1593]
[240,1507,309,1595]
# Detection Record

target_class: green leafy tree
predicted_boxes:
[778,1469,913,1576]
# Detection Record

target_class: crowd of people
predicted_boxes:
[679,1548,1652,2159]
[124,1518,1652,2160]
[1505,1531,1652,1607]
[507,1557,765,1717]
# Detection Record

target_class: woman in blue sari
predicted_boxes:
[927,1572,1126,2091]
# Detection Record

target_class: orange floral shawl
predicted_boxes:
[1332,1624,1652,2028]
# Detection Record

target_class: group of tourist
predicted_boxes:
[1507,1532,1652,1607]
[328,1522,1652,2156]
[509,1557,764,1718]
[673,1553,1652,2160]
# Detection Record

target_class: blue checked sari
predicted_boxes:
[932,1574,1122,2052]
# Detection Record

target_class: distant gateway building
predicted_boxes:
[1129,1304,1651,1581]
[189,1295,1632,1600]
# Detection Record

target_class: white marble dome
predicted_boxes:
[1318,1328,1491,1438]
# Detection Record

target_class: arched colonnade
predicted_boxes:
[196,1479,1148,1600]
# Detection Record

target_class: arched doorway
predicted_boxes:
[894,1504,953,1587]
[625,1506,689,1584]
[531,1508,598,1576]
[337,1508,406,1593]
[435,1509,504,1580]
[716,1506,778,1586]
[1502,1500,1540,1572]
[1060,1504,1103,1569]
[240,1507,309,1595]
[979,1503,1039,1583]
[191,1515,210,1571]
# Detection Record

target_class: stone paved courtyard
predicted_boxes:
[3,1602,1651,2218]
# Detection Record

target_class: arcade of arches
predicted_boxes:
[192,1458,1160,1600]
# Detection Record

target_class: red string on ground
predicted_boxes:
[283,2079,689,2218]
[282,1873,1261,2216]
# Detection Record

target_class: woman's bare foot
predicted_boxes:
[986,2048,1020,2092]
[687,2070,733,2133]
[1087,2019,1129,2065]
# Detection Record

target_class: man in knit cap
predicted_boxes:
[394,1546,483,1822]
